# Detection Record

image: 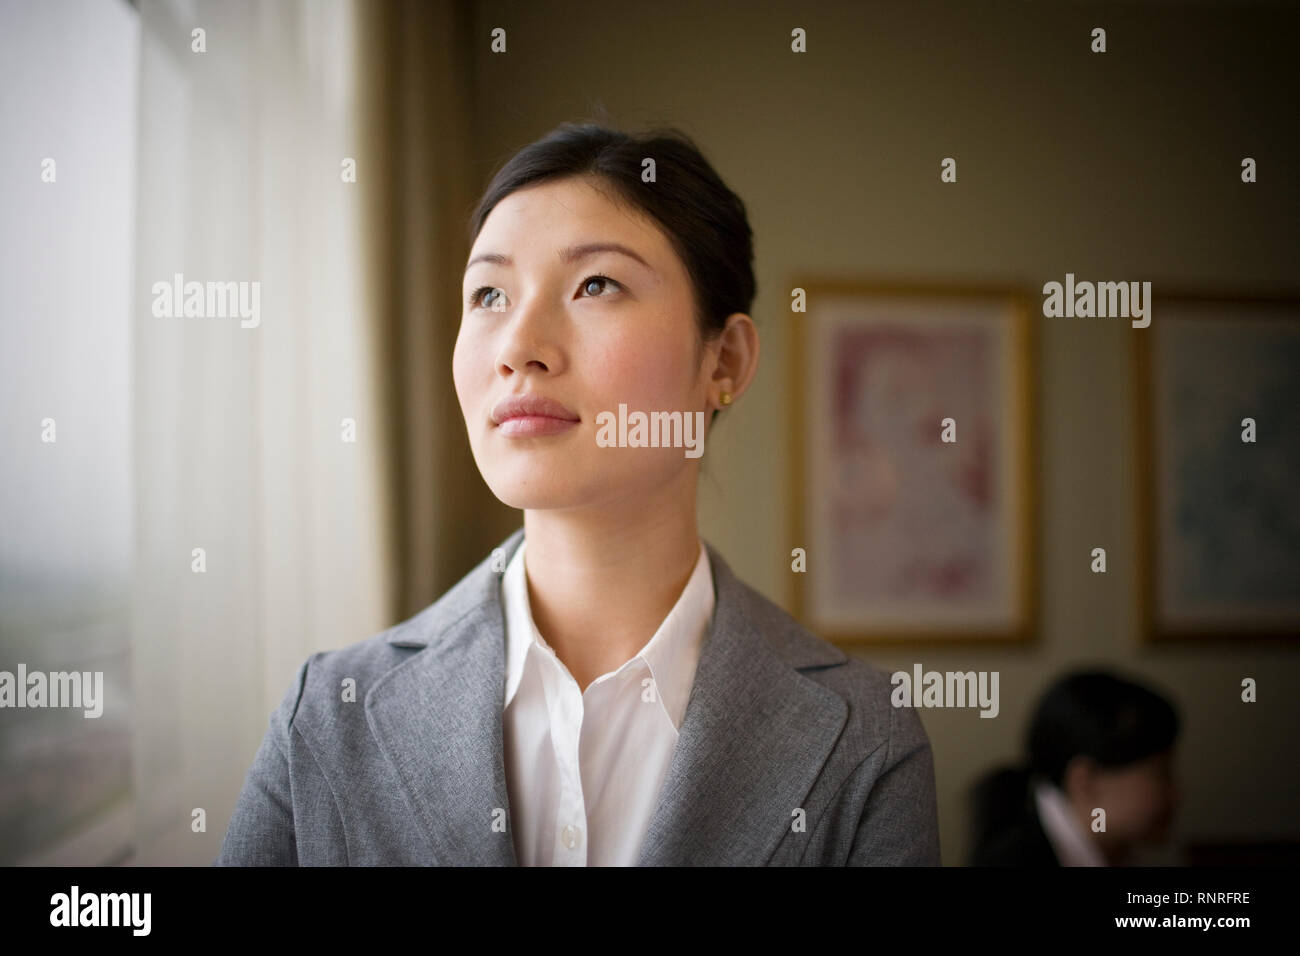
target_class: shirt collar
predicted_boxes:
[1033,778,1107,866]
[501,537,715,729]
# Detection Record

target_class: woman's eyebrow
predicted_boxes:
[464,242,655,275]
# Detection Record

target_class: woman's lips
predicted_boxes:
[496,415,580,437]
[490,392,580,427]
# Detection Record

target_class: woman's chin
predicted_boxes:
[486,479,588,512]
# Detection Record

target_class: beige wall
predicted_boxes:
[468,0,1299,864]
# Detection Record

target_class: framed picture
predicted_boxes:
[788,280,1036,643]
[1134,292,1300,642]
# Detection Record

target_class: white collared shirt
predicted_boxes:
[1033,778,1107,867]
[500,538,715,866]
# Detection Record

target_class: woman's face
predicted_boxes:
[1093,749,1179,845]
[1072,748,1179,850]
[453,175,715,512]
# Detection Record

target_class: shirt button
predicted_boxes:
[561,824,581,849]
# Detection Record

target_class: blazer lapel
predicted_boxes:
[636,541,849,865]
[364,530,523,866]
[364,527,849,867]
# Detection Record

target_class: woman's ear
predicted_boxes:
[709,312,760,407]
[1061,754,1100,804]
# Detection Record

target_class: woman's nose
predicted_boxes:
[496,296,560,373]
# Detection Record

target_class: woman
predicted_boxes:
[968,670,1180,866]
[216,122,941,866]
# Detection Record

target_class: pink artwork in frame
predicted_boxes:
[789,283,1035,643]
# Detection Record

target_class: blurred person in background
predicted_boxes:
[968,670,1180,866]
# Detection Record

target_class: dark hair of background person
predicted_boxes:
[465,121,757,430]
[968,670,1181,862]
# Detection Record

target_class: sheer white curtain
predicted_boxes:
[1,0,139,866]
[129,0,393,864]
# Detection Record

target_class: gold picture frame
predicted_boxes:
[787,278,1037,645]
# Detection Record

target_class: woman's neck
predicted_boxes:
[520,479,703,692]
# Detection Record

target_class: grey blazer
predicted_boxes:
[215,527,941,866]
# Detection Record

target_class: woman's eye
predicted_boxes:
[468,286,506,310]
[468,277,620,310]
[578,275,621,298]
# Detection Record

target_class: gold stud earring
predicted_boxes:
[719,391,733,406]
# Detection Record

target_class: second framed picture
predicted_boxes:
[788,281,1036,643]
[1134,292,1300,642]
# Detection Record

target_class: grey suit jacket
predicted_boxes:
[215,527,941,865]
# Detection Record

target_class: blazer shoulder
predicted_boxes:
[276,630,414,738]
[720,564,847,670]
[305,626,420,685]
[810,653,932,764]
[278,533,518,740]
[719,562,916,755]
